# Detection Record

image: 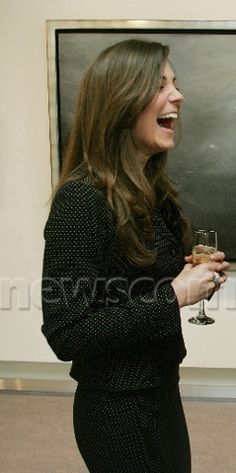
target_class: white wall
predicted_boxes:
[0,0,236,367]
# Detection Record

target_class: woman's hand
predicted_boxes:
[185,250,227,266]
[171,253,229,308]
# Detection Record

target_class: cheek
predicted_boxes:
[134,108,156,132]
[132,114,148,141]
[153,92,168,111]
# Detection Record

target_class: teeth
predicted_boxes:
[158,113,178,120]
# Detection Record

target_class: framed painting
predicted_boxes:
[46,20,236,264]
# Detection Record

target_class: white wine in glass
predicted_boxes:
[188,229,217,325]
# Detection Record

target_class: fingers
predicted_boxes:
[220,271,228,283]
[209,251,225,262]
[184,255,192,263]
[208,261,230,273]
[209,270,228,293]
[216,271,228,285]
[185,252,230,274]
[186,251,226,262]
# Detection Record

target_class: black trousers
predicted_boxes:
[73,381,191,473]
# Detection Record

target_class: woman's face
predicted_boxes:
[132,62,184,166]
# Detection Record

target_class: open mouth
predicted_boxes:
[157,113,178,131]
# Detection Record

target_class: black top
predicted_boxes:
[41,177,187,391]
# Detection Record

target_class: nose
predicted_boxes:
[169,87,184,104]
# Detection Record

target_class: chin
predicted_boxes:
[164,139,175,150]
[156,142,174,153]
[154,135,175,152]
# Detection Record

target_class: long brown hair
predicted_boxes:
[55,38,190,266]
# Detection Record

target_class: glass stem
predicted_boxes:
[198,299,206,317]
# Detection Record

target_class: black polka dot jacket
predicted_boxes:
[41,177,187,391]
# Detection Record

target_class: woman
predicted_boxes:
[41,39,228,472]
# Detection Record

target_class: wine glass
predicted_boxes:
[188,229,218,325]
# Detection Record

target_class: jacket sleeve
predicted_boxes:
[41,180,182,361]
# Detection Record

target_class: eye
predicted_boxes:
[174,81,182,92]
